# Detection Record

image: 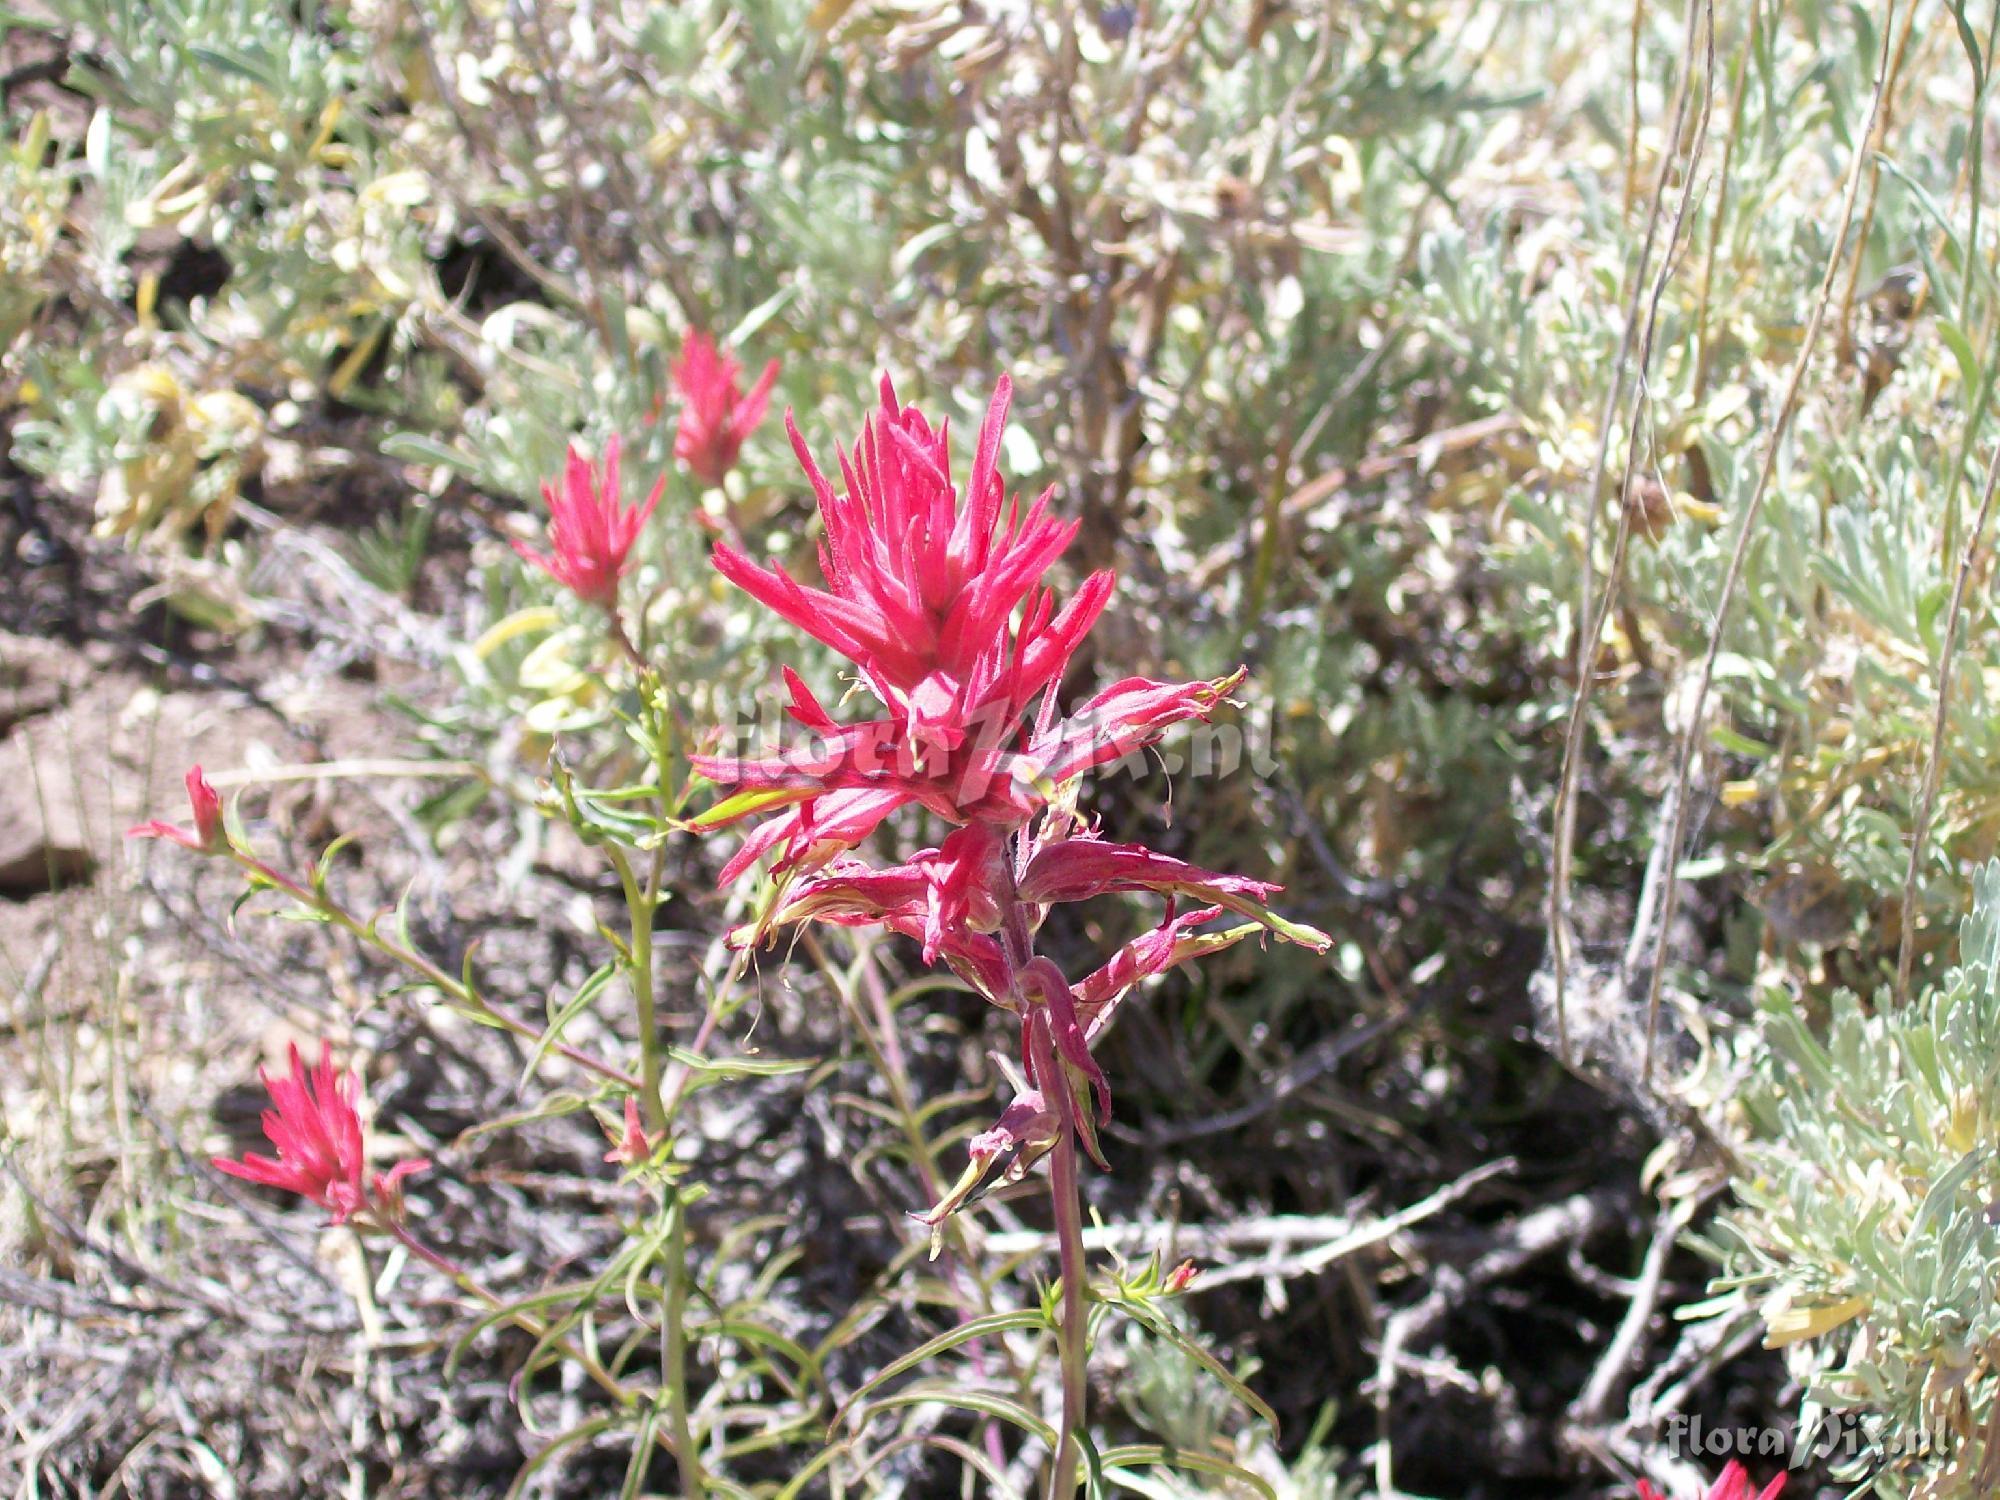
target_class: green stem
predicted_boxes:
[610,846,695,1496]
[1028,1010,1091,1500]
[607,846,667,1133]
[662,1196,703,1499]
[235,853,639,1089]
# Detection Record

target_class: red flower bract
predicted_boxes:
[513,435,662,610]
[692,456,1235,870]
[129,765,227,854]
[695,371,1327,1218]
[603,1096,656,1167]
[213,1041,428,1226]
[1637,1461,1786,1500]
[710,374,1114,744]
[674,329,779,488]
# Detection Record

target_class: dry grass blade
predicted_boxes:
[1895,438,2000,999]
[1640,0,1903,1075]
[1549,0,1717,1067]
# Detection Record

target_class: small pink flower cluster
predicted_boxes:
[511,435,663,611]
[130,766,227,854]
[673,328,779,489]
[127,773,580,1241]
[515,328,778,611]
[213,1040,428,1227]
[693,373,1328,1214]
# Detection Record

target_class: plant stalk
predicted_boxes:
[664,1193,704,1500]
[235,853,640,1088]
[608,846,668,1133]
[1029,1009,1091,1500]
[612,844,695,1496]
[606,607,651,675]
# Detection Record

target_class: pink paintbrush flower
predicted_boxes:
[514,435,663,610]
[213,1041,428,1226]
[674,329,779,488]
[1638,1461,1786,1500]
[694,377,1247,883]
[694,370,1326,1215]
[1018,835,1327,948]
[603,1096,657,1167]
[1075,906,1261,1040]
[916,1086,1061,1228]
[710,374,1113,741]
[128,766,227,854]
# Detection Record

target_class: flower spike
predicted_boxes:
[213,1041,428,1227]
[514,435,663,610]
[603,1095,658,1167]
[674,329,779,488]
[694,371,1325,1221]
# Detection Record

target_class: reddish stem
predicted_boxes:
[605,607,650,674]
[1025,997,1091,1500]
[389,1220,465,1280]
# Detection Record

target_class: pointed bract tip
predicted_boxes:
[128,765,227,854]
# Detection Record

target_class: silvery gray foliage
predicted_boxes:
[1704,860,2000,1498]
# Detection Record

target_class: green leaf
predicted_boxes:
[381,431,479,477]
[1876,157,1980,309]
[1939,320,1982,399]
[1949,0,1986,89]
[1098,1444,1278,1500]
[725,282,800,348]
[891,222,957,278]
[1676,855,1729,881]
[1710,725,1774,759]
[524,961,622,1091]
[663,1045,814,1079]
[682,786,815,832]
[618,1400,664,1500]
[1911,1149,1987,1242]
[832,1308,1048,1430]
[865,1383,1056,1447]
[1109,1300,1280,1437]
[690,1316,824,1396]
[309,832,359,898]
[452,1092,591,1148]
[772,1440,847,1500]
[502,1417,617,1500]
[188,45,275,87]
[446,1284,620,1386]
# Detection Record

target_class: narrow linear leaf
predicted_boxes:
[1099,1444,1278,1500]
[502,1417,616,1500]
[832,1308,1048,1430]
[1114,1302,1280,1437]
[865,1383,1056,1447]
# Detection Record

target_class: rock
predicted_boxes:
[0,631,94,736]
